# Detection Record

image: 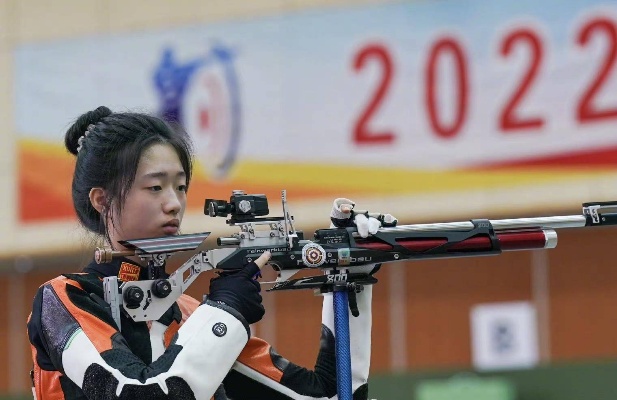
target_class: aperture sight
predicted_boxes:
[205,190,269,222]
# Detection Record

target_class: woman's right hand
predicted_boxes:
[208,251,271,324]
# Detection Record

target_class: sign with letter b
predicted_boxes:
[470,302,539,371]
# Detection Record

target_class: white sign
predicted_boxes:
[470,301,539,371]
[14,0,617,173]
[13,0,617,234]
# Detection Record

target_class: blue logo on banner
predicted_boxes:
[153,44,241,179]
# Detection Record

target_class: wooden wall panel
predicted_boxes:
[0,277,9,391]
[403,252,534,370]
[549,228,617,360]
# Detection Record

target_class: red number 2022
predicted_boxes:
[351,43,395,145]
[576,17,617,123]
[499,28,545,131]
[351,16,617,145]
[425,37,469,139]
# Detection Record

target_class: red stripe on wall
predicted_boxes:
[471,146,617,169]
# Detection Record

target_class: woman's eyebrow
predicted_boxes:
[142,171,186,179]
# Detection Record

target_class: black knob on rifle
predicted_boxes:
[124,286,144,309]
[152,279,172,298]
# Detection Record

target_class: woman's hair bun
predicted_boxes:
[64,106,113,155]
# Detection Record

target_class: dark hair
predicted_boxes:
[65,106,193,237]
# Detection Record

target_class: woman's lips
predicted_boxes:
[162,225,179,235]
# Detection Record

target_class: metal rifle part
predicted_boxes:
[100,233,209,331]
[238,201,617,291]
[98,193,617,327]
[374,201,617,234]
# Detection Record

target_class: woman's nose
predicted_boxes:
[163,190,182,215]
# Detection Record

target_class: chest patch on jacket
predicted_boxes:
[119,263,140,282]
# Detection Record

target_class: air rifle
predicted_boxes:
[96,190,617,329]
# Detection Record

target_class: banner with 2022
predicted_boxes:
[14,0,617,230]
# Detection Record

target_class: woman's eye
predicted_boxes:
[178,185,188,192]
[149,186,162,192]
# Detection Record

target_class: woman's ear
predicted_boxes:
[89,187,108,214]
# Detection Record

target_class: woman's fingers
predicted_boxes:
[339,203,354,214]
[254,251,272,269]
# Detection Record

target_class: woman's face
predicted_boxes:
[108,143,188,249]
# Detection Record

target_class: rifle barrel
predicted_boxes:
[379,215,587,233]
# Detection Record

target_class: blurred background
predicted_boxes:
[2,0,617,398]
